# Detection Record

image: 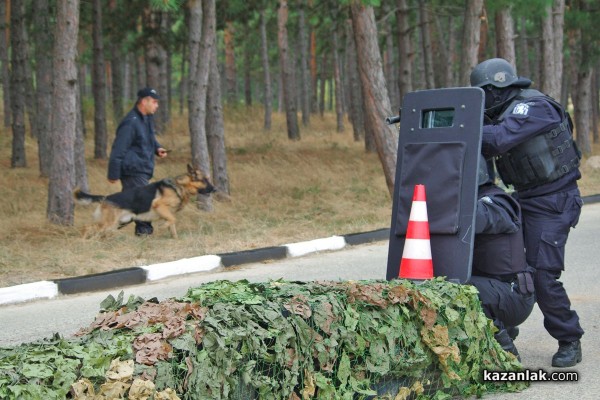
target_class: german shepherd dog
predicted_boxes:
[74,164,215,239]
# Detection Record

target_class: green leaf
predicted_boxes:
[337,352,351,387]
[21,363,54,379]
[169,332,197,353]
[444,307,461,323]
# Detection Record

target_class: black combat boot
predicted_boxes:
[506,326,519,340]
[552,340,582,368]
[495,329,520,361]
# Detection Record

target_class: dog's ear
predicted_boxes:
[187,163,194,175]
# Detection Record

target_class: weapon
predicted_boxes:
[385,109,402,125]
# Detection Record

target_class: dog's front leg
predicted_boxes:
[152,204,178,239]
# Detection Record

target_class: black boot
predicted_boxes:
[506,326,519,340]
[552,340,582,368]
[495,329,520,361]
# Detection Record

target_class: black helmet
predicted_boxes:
[470,58,531,89]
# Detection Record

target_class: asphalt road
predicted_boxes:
[1,203,599,399]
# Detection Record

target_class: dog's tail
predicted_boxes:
[74,188,106,205]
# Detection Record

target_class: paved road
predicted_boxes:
[1,203,599,399]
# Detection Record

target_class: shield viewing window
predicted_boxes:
[421,108,455,128]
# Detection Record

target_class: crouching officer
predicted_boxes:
[469,156,535,360]
[471,58,584,367]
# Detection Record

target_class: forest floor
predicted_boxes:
[1,106,599,288]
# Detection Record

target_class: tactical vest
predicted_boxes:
[494,89,581,191]
[472,185,527,278]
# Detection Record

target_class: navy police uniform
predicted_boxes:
[108,105,162,236]
[470,182,535,357]
[481,89,584,354]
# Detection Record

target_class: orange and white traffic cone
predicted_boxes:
[399,184,434,280]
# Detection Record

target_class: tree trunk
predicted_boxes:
[383,22,398,110]
[259,8,273,131]
[531,32,541,85]
[77,62,87,138]
[396,0,413,100]
[298,0,310,126]
[277,70,283,113]
[162,13,172,122]
[350,2,398,196]
[517,17,531,79]
[144,10,162,89]
[419,0,435,89]
[328,76,334,111]
[413,18,425,89]
[433,13,455,87]
[571,3,592,156]
[592,65,599,143]
[278,0,300,140]
[0,0,10,128]
[207,40,230,197]
[345,19,364,142]
[552,0,565,100]
[33,0,54,177]
[477,7,488,63]
[106,0,124,123]
[109,47,125,123]
[574,65,592,156]
[187,0,201,91]
[188,0,215,211]
[540,4,556,98]
[92,0,108,159]
[319,52,327,117]
[23,26,36,141]
[495,8,515,66]
[332,27,344,133]
[47,0,79,225]
[9,0,28,168]
[143,9,166,132]
[74,78,89,192]
[243,39,252,106]
[136,54,145,91]
[310,29,318,114]
[459,0,483,86]
[224,21,237,103]
[179,40,187,115]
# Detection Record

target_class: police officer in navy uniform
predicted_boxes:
[470,58,584,367]
[470,155,535,360]
[108,87,168,236]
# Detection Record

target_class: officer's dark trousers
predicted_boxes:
[470,276,535,330]
[121,175,153,236]
[519,188,584,343]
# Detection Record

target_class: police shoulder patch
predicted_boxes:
[512,103,529,115]
[481,196,493,204]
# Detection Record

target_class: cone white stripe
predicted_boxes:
[408,201,428,222]
[401,238,432,259]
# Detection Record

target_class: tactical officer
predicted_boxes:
[470,58,584,367]
[470,155,535,360]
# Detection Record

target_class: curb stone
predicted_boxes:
[219,246,288,267]
[1,195,598,306]
[56,268,146,295]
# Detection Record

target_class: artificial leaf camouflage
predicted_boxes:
[0,278,527,399]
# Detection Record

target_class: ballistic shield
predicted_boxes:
[386,87,485,283]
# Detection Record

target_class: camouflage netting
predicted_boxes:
[0,278,527,399]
